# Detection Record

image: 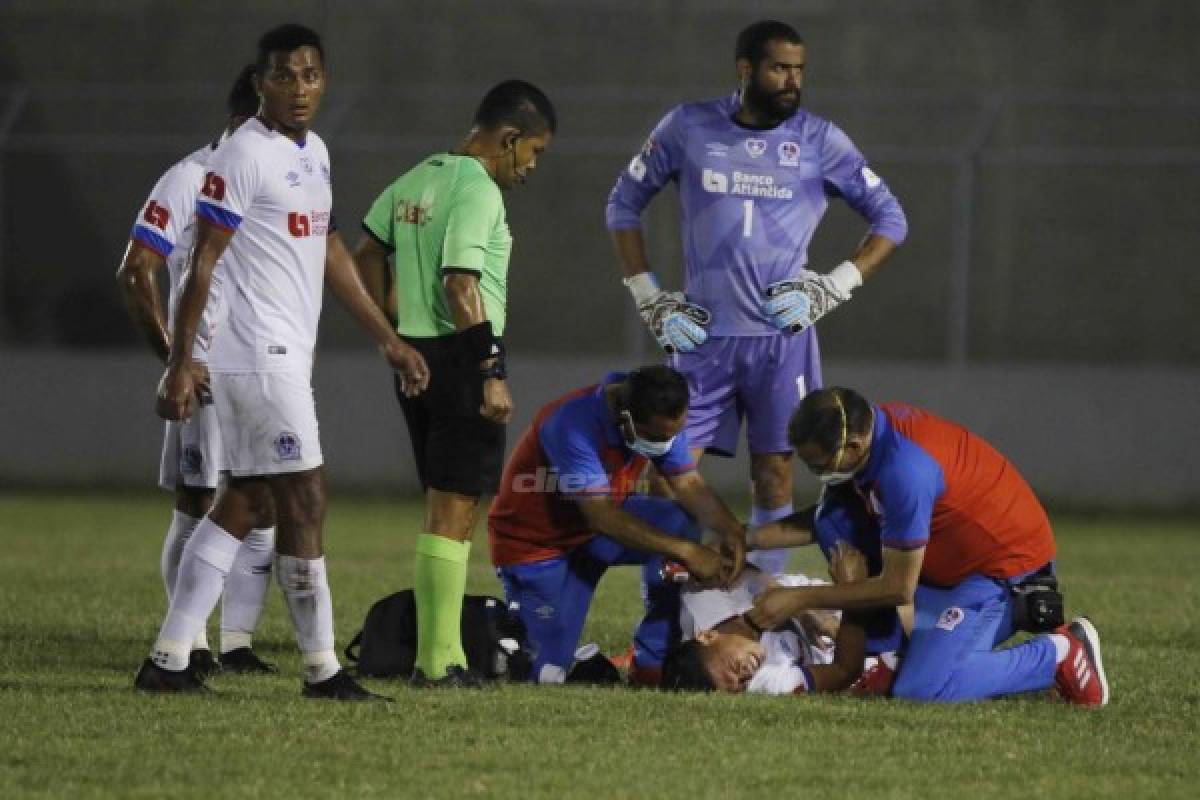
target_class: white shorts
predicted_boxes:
[158,402,223,491]
[212,370,323,477]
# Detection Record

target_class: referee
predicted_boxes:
[355,80,555,687]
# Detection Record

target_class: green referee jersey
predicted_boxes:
[362,153,512,337]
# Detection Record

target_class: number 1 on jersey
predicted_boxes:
[742,199,754,238]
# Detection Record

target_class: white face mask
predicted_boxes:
[620,411,676,458]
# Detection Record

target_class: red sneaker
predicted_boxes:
[848,656,896,697]
[1054,617,1109,707]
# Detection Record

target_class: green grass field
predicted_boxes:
[1,492,1197,799]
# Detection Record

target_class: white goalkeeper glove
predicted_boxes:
[624,272,711,354]
[764,261,863,334]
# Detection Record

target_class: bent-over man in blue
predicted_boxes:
[488,367,747,685]
[747,388,1109,706]
[606,20,908,575]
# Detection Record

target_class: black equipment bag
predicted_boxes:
[344,590,531,680]
[1010,565,1065,632]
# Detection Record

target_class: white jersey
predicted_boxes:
[130,142,227,361]
[682,570,836,695]
[195,117,333,374]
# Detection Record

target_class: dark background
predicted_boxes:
[1,1,1197,506]
[2,0,1197,363]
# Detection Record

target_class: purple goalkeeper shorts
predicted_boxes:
[669,332,822,457]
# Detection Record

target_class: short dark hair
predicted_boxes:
[255,23,324,73]
[735,20,804,67]
[660,640,715,691]
[227,64,259,119]
[788,387,872,454]
[473,79,557,135]
[620,365,689,424]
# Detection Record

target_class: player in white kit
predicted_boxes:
[662,542,872,694]
[135,24,430,700]
[117,66,277,676]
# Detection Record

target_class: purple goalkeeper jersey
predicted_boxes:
[606,95,908,337]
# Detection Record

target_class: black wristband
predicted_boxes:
[459,321,503,363]
[481,357,508,381]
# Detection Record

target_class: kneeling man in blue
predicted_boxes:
[747,387,1109,706]
[487,366,747,685]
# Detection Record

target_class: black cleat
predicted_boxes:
[218,647,278,674]
[302,669,392,702]
[410,664,488,689]
[134,658,210,694]
[188,648,218,678]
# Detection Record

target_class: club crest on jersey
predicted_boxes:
[299,155,313,174]
[180,445,203,475]
[936,606,966,632]
[286,170,301,188]
[274,431,302,462]
[778,141,801,167]
[744,138,767,158]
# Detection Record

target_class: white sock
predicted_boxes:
[746,503,794,575]
[880,651,899,670]
[277,555,339,683]
[1049,633,1070,664]
[161,510,200,602]
[151,519,242,671]
[220,526,275,654]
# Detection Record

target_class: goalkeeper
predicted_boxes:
[605,19,906,576]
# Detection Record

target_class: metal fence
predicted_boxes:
[2,83,1198,365]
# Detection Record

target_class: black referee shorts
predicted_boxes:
[394,333,506,497]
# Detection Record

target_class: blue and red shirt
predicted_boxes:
[488,373,696,567]
[852,403,1056,587]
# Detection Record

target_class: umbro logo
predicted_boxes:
[744,138,767,158]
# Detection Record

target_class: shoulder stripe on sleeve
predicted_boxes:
[441,266,483,277]
[196,200,242,232]
[130,224,173,258]
[360,221,394,253]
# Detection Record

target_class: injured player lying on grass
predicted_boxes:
[661,538,879,694]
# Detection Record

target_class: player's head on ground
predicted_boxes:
[662,630,764,693]
[614,365,689,452]
[226,64,259,135]
[468,79,556,190]
[253,23,325,139]
[788,387,874,485]
[735,20,806,125]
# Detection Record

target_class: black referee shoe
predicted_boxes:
[134,659,211,694]
[188,648,218,678]
[410,664,488,689]
[302,670,392,702]
[218,647,278,674]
